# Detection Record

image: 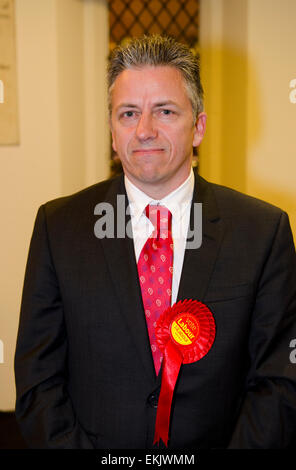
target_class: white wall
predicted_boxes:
[0,0,109,410]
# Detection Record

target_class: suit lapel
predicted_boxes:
[99,176,157,384]
[155,172,225,386]
[177,172,225,303]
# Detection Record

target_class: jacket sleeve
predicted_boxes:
[228,211,296,448]
[14,205,95,449]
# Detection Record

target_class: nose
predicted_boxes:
[135,112,157,141]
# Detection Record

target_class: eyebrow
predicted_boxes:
[154,101,178,108]
[116,104,138,109]
[116,101,179,111]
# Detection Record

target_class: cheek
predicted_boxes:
[112,130,131,155]
[166,126,194,153]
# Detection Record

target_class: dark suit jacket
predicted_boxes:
[14,172,296,449]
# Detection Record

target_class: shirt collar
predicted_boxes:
[124,168,194,224]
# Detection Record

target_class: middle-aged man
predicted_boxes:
[15,35,296,449]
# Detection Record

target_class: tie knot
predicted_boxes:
[145,204,172,238]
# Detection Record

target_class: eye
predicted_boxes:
[118,110,139,123]
[157,108,177,118]
[123,110,135,118]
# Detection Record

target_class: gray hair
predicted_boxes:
[107,34,204,120]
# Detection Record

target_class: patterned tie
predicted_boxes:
[137,204,174,375]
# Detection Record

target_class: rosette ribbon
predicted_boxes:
[153,299,216,447]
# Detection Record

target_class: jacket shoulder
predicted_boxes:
[206,179,285,219]
[41,175,123,218]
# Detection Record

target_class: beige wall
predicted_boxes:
[246,0,296,238]
[0,0,109,410]
[199,0,296,239]
[0,0,295,410]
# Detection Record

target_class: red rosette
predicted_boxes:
[155,299,216,364]
[153,299,216,447]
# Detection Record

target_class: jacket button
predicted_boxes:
[147,394,158,408]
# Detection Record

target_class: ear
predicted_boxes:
[111,133,117,153]
[193,112,207,148]
[109,117,117,153]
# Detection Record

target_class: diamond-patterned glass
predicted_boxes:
[109,0,200,49]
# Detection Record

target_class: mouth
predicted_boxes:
[132,148,165,155]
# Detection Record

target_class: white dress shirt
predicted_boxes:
[124,168,194,305]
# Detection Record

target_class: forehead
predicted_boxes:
[110,65,190,107]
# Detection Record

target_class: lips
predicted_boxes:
[132,148,164,154]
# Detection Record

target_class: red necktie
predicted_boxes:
[137,205,173,375]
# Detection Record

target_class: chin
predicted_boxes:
[139,169,166,183]
[128,166,162,182]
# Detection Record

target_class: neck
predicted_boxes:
[132,178,187,200]
[125,170,192,200]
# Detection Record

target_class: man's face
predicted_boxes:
[110,65,206,197]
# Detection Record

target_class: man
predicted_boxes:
[15,35,296,449]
